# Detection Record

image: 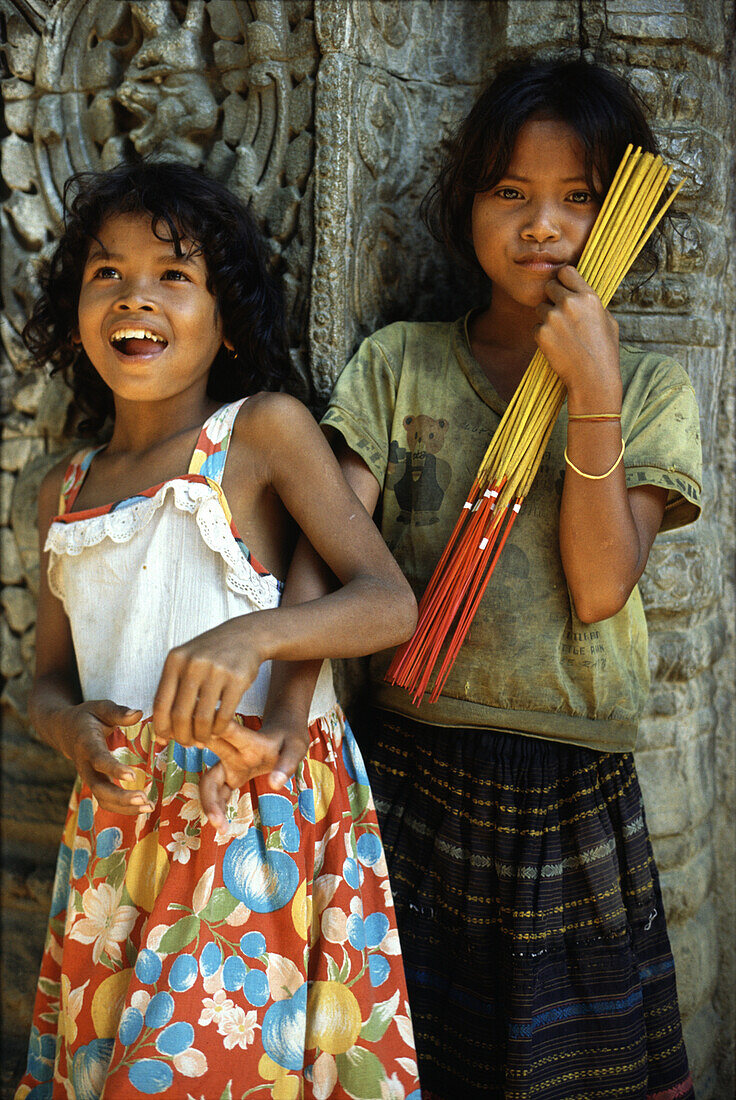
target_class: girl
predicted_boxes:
[16,161,420,1100]
[244,59,702,1099]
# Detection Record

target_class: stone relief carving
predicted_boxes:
[117,1,218,164]
[2,0,317,406]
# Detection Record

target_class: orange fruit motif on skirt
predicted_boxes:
[306,981,362,1054]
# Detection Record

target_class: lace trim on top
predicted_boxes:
[45,476,280,611]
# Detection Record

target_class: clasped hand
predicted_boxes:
[197,712,311,832]
[60,700,150,815]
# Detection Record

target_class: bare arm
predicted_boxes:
[199,437,382,827]
[256,437,382,735]
[536,266,667,622]
[31,463,151,814]
[153,399,410,745]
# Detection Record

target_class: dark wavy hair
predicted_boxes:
[424,57,665,271]
[23,160,291,435]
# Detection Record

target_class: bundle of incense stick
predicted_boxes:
[387,144,683,705]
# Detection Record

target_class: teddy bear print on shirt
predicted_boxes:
[387,414,452,526]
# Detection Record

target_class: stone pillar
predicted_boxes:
[1,1,734,1096]
[578,6,735,1092]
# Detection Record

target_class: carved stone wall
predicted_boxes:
[1,1,734,1096]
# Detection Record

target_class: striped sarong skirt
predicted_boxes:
[361,710,694,1100]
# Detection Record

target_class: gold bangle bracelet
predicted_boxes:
[564,438,625,480]
[568,412,621,421]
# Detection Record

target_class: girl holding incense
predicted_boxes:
[16,160,420,1100]
[219,58,702,1098]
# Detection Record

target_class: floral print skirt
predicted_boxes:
[15,709,419,1100]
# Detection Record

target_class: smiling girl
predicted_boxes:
[15,161,419,1100]
[252,58,702,1098]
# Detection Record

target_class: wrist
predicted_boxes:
[265,692,313,723]
[565,379,622,416]
[29,696,62,753]
[248,609,280,665]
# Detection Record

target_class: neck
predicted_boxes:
[474,288,539,359]
[107,390,219,455]
[468,289,540,401]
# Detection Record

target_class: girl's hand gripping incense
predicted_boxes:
[535,265,621,412]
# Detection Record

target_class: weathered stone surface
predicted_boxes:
[670,899,719,1018]
[0,619,23,678]
[648,819,711,875]
[11,377,45,416]
[0,528,23,586]
[683,1003,721,1095]
[0,471,15,527]
[10,452,67,597]
[637,733,715,836]
[660,842,714,925]
[0,903,52,1095]
[1,586,35,635]
[0,436,43,472]
[1,666,32,724]
[20,625,35,665]
[34,375,74,441]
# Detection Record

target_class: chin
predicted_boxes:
[512,290,547,310]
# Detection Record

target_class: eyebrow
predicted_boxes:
[500,174,589,183]
[85,247,199,265]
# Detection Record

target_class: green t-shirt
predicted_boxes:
[321,317,702,752]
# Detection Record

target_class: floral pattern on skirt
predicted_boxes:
[16,710,419,1100]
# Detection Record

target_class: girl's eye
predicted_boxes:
[93,266,120,279]
[161,269,189,281]
[568,191,592,204]
[496,187,523,200]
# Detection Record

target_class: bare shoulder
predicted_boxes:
[38,455,71,512]
[232,393,322,457]
[238,392,317,433]
[36,453,76,540]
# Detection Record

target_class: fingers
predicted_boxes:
[78,726,136,787]
[152,649,182,742]
[211,681,245,739]
[74,721,154,815]
[78,756,153,816]
[153,646,250,745]
[542,267,600,311]
[555,264,590,291]
[87,700,143,729]
[216,731,277,789]
[541,277,569,304]
[193,674,226,745]
[270,728,309,790]
[200,763,232,834]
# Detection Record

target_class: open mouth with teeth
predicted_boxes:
[110,328,168,356]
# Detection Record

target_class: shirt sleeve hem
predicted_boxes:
[624,463,702,531]
[320,405,387,488]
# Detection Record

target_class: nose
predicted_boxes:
[520,200,561,243]
[112,276,157,312]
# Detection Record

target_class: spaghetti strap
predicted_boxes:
[188,398,247,483]
[57,446,106,516]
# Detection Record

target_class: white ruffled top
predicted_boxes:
[46,400,336,723]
